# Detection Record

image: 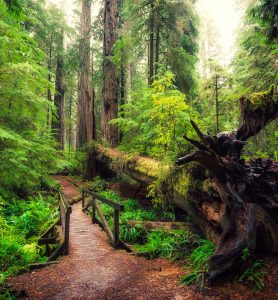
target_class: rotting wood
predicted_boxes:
[85,144,167,184]
[174,86,278,283]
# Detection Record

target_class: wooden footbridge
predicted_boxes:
[33,179,125,270]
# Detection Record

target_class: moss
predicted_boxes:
[134,158,166,178]
[248,85,276,110]
[173,171,191,197]
[147,164,171,206]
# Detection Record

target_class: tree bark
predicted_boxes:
[77,0,94,148]
[53,32,65,149]
[102,0,119,148]
[176,86,278,283]
[148,2,154,85]
[155,20,160,75]
[85,144,165,184]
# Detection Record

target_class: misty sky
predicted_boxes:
[48,0,243,65]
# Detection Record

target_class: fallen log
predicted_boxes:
[85,144,168,185]
[172,86,278,283]
[127,220,196,232]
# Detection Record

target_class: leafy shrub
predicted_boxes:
[0,192,58,285]
[120,224,147,244]
[121,210,158,223]
[10,198,57,238]
[111,72,198,160]
[134,230,192,260]
[99,190,123,203]
[58,149,86,175]
[124,199,141,211]
[84,176,107,193]
[180,239,215,288]
[238,260,266,291]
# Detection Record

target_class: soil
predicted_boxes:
[8,177,278,300]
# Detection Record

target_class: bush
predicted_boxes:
[120,224,147,244]
[0,193,58,285]
[133,230,192,260]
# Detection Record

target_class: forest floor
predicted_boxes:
[8,177,278,300]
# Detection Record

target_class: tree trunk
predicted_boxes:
[102,0,119,148]
[148,2,154,85]
[77,0,94,148]
[85,144,165,184]
[53,32,65,149]
[155,24,160,75]
[149,1,154,86]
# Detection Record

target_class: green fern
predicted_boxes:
[238,260,266,291]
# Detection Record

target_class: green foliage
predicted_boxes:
[133,230,192,260]
[0,0,60,192]
[120,0,199,98]
[58,148,86,176]
[238,260,266,291]
[233,0,277,93]
[120,224,147,244]
[98,190,161,223]
[0,192,57,287]
[112,72,198,160]
[241,247,251,261]
[180,239,215,288]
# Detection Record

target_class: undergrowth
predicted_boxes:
[133,229,193,260]
[180,239,215,289]
[94,189,206,262]
[0,182,59,297]
[91,186,216,288]
[238,260,266,291]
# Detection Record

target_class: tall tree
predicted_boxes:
[53,31,65,149]
[102,0,119,147]
[77,0,94,148]
[121,0,199,98]
[148,1,154,85]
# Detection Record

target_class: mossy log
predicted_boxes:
[127,220,196,232]
[85,144,167,185]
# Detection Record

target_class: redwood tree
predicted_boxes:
[102,0,119,148]
[77,0,94,148]
[53,32,65,149]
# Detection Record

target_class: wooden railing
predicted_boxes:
[81,188,124,248]
[31,191,72,269]
[58,191,72,255]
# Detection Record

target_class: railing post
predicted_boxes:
[64,206,72,255]
[114,209,120,248]
[92,198,96,224]
[82,190,85,208]
[57,193,62,225]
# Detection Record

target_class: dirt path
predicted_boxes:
[8,177,278,300]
